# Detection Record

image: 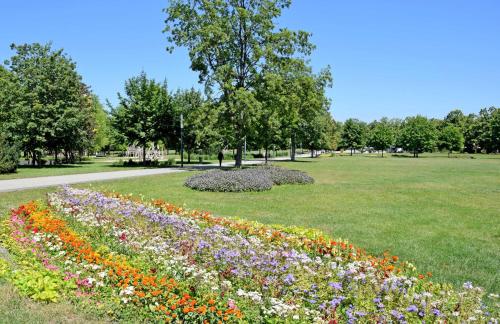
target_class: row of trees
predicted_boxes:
[339,107,500,157]
[0,44,335,169]
[109,70,336,164]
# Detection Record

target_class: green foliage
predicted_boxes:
[340,118,367,154]
[171,88,219,161]
[4,42,95,165]
[438,125,464,155]
[111,72,172,163]
[0,259,10,279]
[164,0,316,166]
[12,267,69,303]
[91,95,111,152]
[367,119,395,156]
[0,134,19,174]
[399,115,437,157]
[0,65,21,137]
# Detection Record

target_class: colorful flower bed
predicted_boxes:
[0,186,498,323]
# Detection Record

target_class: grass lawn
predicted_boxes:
[0,161,145,180]
[0,154,498,311]
[0,157,220,180]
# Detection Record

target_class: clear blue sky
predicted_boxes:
[1,0,499,122]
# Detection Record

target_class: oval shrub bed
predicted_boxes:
[184,165,314,192]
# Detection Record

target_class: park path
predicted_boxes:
[0,155,309,193]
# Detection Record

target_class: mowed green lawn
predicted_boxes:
[0,160,141,180]
[1,155,499,296]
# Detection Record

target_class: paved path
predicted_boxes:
[0,155,310,193]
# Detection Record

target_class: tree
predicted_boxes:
[476,107,499,153]
[299,108,332,157]
[171,88,219,163]
[368,119,394,157]
[0,65,20,138]
[491,108,500,153]
[340,118,366,155]
[438,125,464,157]
[0,133,19,174]
[254,72,284,163]
[444,109,466,129]
[5,43,94,165]
[92,95,111,153]
[463,113,480,153]
[164,0,314,167]
[111,72,171,164]
[399,115,437,157]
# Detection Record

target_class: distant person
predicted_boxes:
[218,150,224,168]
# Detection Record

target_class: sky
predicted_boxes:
[1,0,499,122]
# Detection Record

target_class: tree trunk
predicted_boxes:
[188,150,191,164]
[291,135,296,161]
[448,151,451,158]
[142,145,146,164]
[265,146,268,164]
[54,149,58,164]
[311,148,314,158]
[235,142,243,168]
[350,148,353,156]
[381,150,384,157]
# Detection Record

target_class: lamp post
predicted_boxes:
[180,113,184,168]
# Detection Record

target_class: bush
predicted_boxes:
[185,165,314,192]
[260,165,314,185]
[0,135,19,174]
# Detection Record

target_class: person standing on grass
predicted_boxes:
[218,150,224,168]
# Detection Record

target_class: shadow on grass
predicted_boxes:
[18,164,84,169]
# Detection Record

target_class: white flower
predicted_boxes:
[293,315,300,320]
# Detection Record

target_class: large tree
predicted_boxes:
[491,108,500,153]
[172,88,219,163]
[340,118,366,155]
[91,95,112,153]
[0,65,20,136]
[111,72,171,164]
[399,115,437,157]
[438,125,464,157]
[368,118,395,157]
[164,0,314,167]
[5,43,94,165]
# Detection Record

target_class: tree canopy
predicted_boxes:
[164,0,317,166]
[399,115,437,157]
[111,72,171,163]
[3,42,95,165]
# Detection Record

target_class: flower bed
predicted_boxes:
[184,165,314,192]
[0,186,498,323]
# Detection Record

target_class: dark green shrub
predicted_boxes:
[0,135,19,174]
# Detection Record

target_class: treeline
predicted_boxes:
[337,108,500,157]
[0,41,335,171]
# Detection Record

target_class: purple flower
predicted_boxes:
[407,305,418,313]
[463,281,473,289]
[329,282,342,290]
[391,310,405,322]
[283,273,295,285]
